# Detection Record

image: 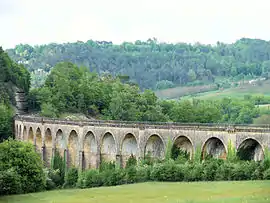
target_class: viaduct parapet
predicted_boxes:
[14,115,270,169]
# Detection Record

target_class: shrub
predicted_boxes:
[51,150,65,187]
[43,168,56,190]
[202,159,223,181]
[101,169,126,186]
[126,154,137,169]
[40,102,58,118]
[0,103,13,142]
[231,163,249,181]
[263,168,270,180]
[63,168,78,188]
[0,139,46,193]
[136,165,151,182]
[125,166,137,183]
[77,169,101,188]
[0,168,22,195]
[184,163,203,182]
[99,160,115,172]
[215,162,234,181]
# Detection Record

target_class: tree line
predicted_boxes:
[29,61,261,124]
[6,38,270,90]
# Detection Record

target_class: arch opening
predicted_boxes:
[172,136,193,160]
[202,137,226,160]
[28,127,34,144]
[101,132,116,163]
[35,128,42,155]
[23,126,27,141]
[55,129,65,157]
[237,138,264,161]
[68,130,79,168]
[83,131,97,169]
[144,134,165,159]
[44,128,53,167]
[121,133,138,167]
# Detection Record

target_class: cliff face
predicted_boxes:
[0,82,28,115]
[14,87,27,114]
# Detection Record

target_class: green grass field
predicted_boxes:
[156,80,270,100]
[1,181,270,203]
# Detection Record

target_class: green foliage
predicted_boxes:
[125,154,137,169]
[0,139,46,193]
[99,160,116,172]
[263,168,270,180]
[63,168,78,188]
[0,103,13,142]
[155,80,174,90]
[227,139,237,162]
[165,139,173,160]
[77,169,101,188]
[51,150,66,187]
[74,155,270,191]
[0,47,30,93]
[0,168,22,195]
[44,168,56,190]
[171,146,189,163]
[7,38,270,91]
[40,102,58,118]
[25,60,261,125]
[193,146,202,163]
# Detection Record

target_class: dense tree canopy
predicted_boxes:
[29,62,259,124]
[0,47,31,141]
[6,38,270,89]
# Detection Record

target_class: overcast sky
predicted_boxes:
[0,0,269,49]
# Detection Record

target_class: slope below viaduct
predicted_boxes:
[14,115,270,169]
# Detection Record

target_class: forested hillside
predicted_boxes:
[6,38,270,89]
[29,61,261,125]
[0,47,31,141]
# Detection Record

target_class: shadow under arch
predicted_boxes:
[44,128,53,167]
[28,127,34,145]
[68,130,79,168]
[121,133,138,167]
[55,129,65,157]
[23,126,27,141]
[144,134,165,159]
[100,132,116,163]
[35,127,42,155]
[201,137,227,160]
[83,131,98,169]
[172,135,194,160]
[237,138,264,161]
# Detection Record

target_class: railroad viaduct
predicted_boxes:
[14,115,270,169]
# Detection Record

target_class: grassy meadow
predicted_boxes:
[156,80,270,100]
[1,181,270,203]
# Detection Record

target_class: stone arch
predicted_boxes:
[28,127,34,144]
[121,133,138,167]
[144,134,165,159]
[55,129,65,157]
[23,126,27,141]
[172,135,193,160]
[237,138,264,161]
[35,128,42,155]
[44,128,53,167]
[202,137,227,160]
[83,131,97,169]
[101,132,116,163]
[68,130,79,168]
